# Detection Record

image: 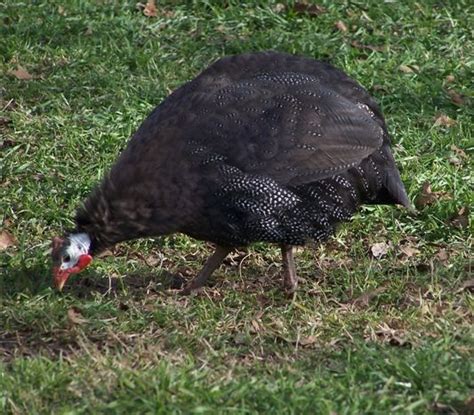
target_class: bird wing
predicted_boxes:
[177,77,384,187]
[125,51,386,187]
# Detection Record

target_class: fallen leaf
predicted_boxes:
[335,20,348,32]
[448,156,462,166]
[250,319,261,333]
[144,255,161,267]
[58,5,66,15]
[399,244,420,258]
[352,284,388,307]
[398,64,420,73]
[298,335,318,346]
[351,40,385,52]
[0,230,16,250]
[293,2,326,16]
[84,26,93,36]
[8,66,33,80]
[273,3,286,13]
[372,84,388,92]
[233,333,246,345]
[0,116,11,128]
[370,322,410,347]
[398,64,414,73]
[435,249,449,264]
[1,99,17,111]
[463,395,474,415]
[450,145,468,159]
[415,181,448,208]
[96,249,114,258]
[0,138,15,149]
[449,206,469,229]
[433,114,456,127]
[67,307,88,325]
[430,402,457,414]
[456,278,474,293]
[446,89,465,106]
[371,242,390,258]
[445,74,455,83]
[118,302,129,311]
[143,0,157,17]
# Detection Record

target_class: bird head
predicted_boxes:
[51,233,92,291]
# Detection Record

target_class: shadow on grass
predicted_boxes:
[0,263,52,297]
[62,269,186,300]
[0,260,187,299]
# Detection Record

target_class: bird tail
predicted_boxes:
[382,168,414,211]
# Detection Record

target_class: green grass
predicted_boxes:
[1,0,473,413]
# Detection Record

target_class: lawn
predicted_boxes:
[0,0,473,413]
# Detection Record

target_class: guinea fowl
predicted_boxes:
[52,51,410,294]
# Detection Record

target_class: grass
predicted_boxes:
[0,0,473,413]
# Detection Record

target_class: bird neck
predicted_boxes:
[74,179,179,254]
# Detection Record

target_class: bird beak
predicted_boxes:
[53,266,70,292]
[53,254,93,291]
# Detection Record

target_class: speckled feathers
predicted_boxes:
[75,51,409,252]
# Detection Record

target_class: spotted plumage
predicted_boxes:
[53,51,410,293]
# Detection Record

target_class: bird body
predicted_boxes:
[52,51,410,292]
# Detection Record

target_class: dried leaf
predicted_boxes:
[372,323,410,347]
[293,2,326,16]
[450,145,467,159]
[371,242,390,258]
[433,114,456,127]
[96,249,114,258]
[415,181,446,209]
[67,307,88,325]
[457,278,474,293]
[445,74,455,83]
[0,230,16,250]
[351,40,385,52]
[0,139,15,149]
[399,244,420,258]
[0,116,11,127]
[398,64,415,73]
[435,249,449,264]
[335,20,348,32]
[143,0,157,17]
[58,5,66,15]
[463,395,474,414]
[352,285,388,307]
[449,206,469,229]
[448,144,469,166]
[448,156,462,166]
[430,402,457,414]
[273,3,286,13]
[233,333,246,345]
[144,255,161,267]
[8,66,33,80]
[250,319,261,333]
[1,99,17,111]
[446,89,465,106]
[299,335,317,346]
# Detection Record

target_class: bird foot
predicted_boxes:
[179,284,204,296]
[283,274,298,294]
[281,245,298,294]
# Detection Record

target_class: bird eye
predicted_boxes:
[63,254,71,262]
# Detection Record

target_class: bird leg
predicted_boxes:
[281,245,298,293]
[181,245,232,294]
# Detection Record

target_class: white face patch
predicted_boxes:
[60,233,91,270]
